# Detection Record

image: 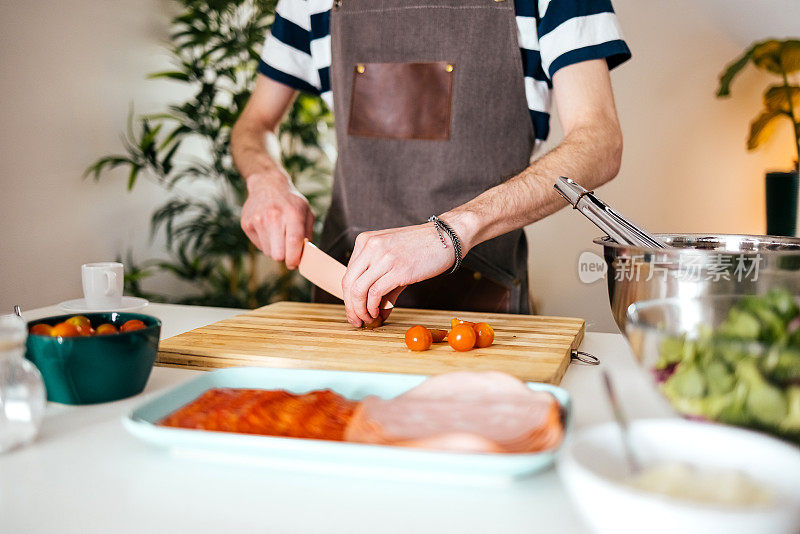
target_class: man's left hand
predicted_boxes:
[342,223,456,327]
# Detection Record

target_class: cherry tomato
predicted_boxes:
[50,322,80,338]
[451,318,475,330]
[405,325,432,351]
[430,329,448,343]
[448,324,476,352]
[67,315,95,336]
[96,323,119,336]
[362,316,384,330]
[120,319,146,332]
[473,322,495,348]
[29,323,53,337]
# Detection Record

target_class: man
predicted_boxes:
[232,0,630,327]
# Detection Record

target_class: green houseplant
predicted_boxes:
[85,0,333,308]
[717,39,800,236]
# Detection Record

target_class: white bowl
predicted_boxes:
[559,419,800,534]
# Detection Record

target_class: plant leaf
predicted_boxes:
[752,40,784,74]
[127,164,142,190]
[748,110,789,150]
[717,45,755,97]
[780,40,800,74]
[147,70,191,82]
[764,85,800,113]
[84,0,330,309]
[160,140,182,175]
[82,155,135,181]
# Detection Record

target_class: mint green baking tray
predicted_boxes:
[124,367,571,484]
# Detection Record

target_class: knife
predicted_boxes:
[298,239,399,311]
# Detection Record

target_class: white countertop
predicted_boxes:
[1,303,673,534]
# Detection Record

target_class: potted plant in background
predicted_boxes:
[717,39,800,237]
[85,0,334,308]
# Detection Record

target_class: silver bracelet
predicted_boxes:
[428,215,463,274]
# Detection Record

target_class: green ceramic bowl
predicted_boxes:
[25,312,161,405]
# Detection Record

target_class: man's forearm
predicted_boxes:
[234,79,315,268]
[231,76,299,188]
[443,121,623,253]
[230,119,284,185]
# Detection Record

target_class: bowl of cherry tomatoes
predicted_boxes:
[25,312,161,405]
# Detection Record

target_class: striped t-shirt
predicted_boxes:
[258,0,631,143]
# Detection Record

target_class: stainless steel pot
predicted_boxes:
[595,233,800,331]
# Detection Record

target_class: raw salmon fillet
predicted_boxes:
[159,388,357,441]
[345,371,563,453]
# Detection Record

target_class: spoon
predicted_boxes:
[601,369,641,474]
[13,305,22,318]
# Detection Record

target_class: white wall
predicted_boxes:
[1,0,799,329]
[0,0,180,312]
[528,0,800,332]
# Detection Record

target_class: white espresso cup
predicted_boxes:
[82,262,124,309]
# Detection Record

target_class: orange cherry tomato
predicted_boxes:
[66,315,92,334]
[96,323,119,336]
[67,315,90,324]
[50,322,80,338]
[29,323,53,337]
[120,319,146,332]
[473,322,495,348]
[362,316,385,330]
[405,325,432,351]
[448,324,476,352]
[451,318,475,330]
[430,329,448,343]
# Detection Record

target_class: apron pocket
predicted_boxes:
[348,61,454,140]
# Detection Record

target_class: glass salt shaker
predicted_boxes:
[0,314,46,453]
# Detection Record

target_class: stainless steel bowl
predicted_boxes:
[595,234,800,331]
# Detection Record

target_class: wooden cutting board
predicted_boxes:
[156,302,585,384]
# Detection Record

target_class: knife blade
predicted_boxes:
[298,239,346,300]
[298,239,397,310]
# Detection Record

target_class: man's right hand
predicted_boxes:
[241,171,314,270]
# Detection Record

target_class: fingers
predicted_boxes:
[345,232,399,326]
[349,232,369,267]
[366,274,400,319]
[347,251,398,326]
[339,224,453,328]
[342,258,370,327]
[285,210,314,270]
[304,210,314,240]
[240,179,314,269]
[344,232,383,326]
[284,214,307,269]
[242,222,263,252]
[254,223,272,259]
[351,262,391,326]
[245,210,309,269]
[266,217,286,262]
[284,232,304,270]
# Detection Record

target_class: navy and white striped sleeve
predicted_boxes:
[258,0,321,94]
[536,0,631,81]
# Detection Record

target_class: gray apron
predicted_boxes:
[316,0,535,314]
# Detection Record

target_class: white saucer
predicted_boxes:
[58,297,149,313]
